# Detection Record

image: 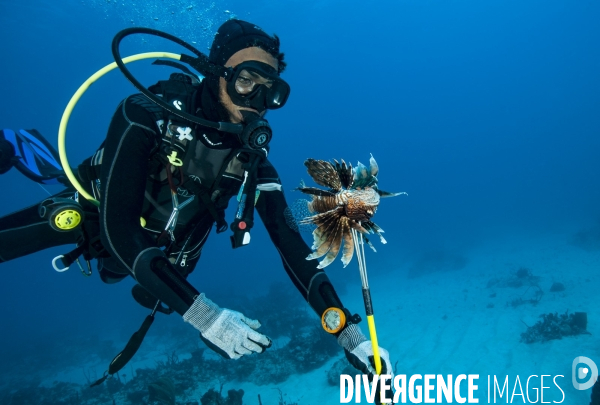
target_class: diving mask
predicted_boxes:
[225,61,290,112]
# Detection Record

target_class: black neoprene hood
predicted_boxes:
[208,19,285,73]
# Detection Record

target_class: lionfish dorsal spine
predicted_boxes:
[369,153,379,177]
[304,158,343,192]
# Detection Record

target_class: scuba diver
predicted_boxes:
[0,19,392,388]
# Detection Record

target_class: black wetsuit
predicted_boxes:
[0,81,345,321]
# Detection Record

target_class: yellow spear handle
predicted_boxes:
[367,314,382,375]
[362,287,382,374]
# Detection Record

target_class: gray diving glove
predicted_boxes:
[183,293,272,359]
[339,323,394,402]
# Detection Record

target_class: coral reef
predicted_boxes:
[507,284,544,308]
[326,357,356,386]
[520,311,590,344]
[148,376,176,405]
[236,282,316,340]
[0,281,342,404]
[0,382,82,405]
[486,267,549,308]
[200,385,243,405]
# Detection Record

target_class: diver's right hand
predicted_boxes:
[183,293,271,359]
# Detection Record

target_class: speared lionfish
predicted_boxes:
[297,154,406,269]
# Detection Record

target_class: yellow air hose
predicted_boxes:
[58,52,182,207]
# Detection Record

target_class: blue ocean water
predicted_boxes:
[0,0,598,404]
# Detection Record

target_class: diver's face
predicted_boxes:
[219,47,279,124]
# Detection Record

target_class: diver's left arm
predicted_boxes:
[255,160,393,385]
[254,160,347,319]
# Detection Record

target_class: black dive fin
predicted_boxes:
[91,312,155,387]
[0,128,70,186]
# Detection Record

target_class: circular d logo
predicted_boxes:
[572,356,598,390]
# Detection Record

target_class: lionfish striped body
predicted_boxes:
[297,155,404,269]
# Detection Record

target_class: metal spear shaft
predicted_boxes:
[351,228,383,375]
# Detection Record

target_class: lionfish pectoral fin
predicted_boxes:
[311,208,342,238]
[315,224,344,268]
[310,223,334,253]
[317,217,346,268]
[377,190,408,198]
[349,220,369,234]
[309,210,343,259]
[341,219,354,267]
[309,220,338,255]
[307,251,320,261]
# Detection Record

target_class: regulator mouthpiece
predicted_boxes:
[239,111,272,150]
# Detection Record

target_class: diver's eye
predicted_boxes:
[238,76,252,85]
[235,76,255,94]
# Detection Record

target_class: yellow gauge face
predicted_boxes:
[321,307,346,334]
[54,209,82,230]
